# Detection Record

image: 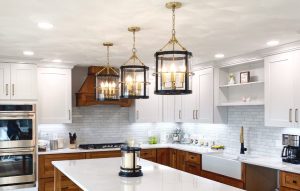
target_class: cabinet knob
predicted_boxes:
[293,180,297,184]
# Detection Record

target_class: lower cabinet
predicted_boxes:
[140,149,157,162]
[85,151,121,159]
[169,149,177,168]
[281,171,300,191]
[39,177,81,191]
[157,148,170,166]
[176,150,186,171]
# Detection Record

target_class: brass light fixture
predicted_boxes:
[120,27,150,99]
[95,42,119,101]
[154,2,193,95]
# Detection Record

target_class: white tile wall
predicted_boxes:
[38,105,300,158]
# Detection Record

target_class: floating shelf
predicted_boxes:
[219,81,264,88]
[217,101,264,107]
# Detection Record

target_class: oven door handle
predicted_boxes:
[0,148,34,154]
[0,114,35,119]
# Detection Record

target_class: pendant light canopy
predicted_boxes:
[120,27,150,99]
[154,2,193,95]
[95,42,119,101]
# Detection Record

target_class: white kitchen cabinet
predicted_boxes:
[0,63,37,100]
[162,95,175,122]
[0,63,10,100]
[265,50,300,127]
[10,64,37,100]
[38,67,72,124]
[196,68,214,123]
[130,73,162,123]
[293,52,300,128]
[174,68,214,123]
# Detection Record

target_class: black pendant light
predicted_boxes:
[120,26,150,99]
[154,2,193,95]
[95,42,119,101]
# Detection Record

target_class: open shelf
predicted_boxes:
[219,81,264,88]
[217,101,264,107]
[216,60,265,107]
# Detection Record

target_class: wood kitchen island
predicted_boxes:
[52,158,244,191]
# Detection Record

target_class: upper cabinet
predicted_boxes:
[175,68,214,123]
[130,72,162,123]
[0,63,37,101]
[265,50,300,127]
[38,67,72,124]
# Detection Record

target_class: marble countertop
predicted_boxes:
[52,158,244,191]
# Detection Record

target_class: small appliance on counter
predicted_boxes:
[282,134,300,164]
[171,127,183,143]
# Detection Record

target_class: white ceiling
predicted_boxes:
[0,0,300,67]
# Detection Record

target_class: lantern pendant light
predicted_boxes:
[154,2,193,95]
[95,42,120,101]
[120,26,150,99]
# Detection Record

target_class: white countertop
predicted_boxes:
[38,143,217,155]
[40,143,300,174]
[52,158,244,191]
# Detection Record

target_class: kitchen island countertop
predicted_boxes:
[52,157,244,191]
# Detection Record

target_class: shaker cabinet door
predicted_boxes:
[293,51,300,128]
[38,68,72,124]
[196,68,214,123]
[0,63,11,100]
[10,64,37,100]
[265,52,294,127]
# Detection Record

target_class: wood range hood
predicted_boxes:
[76,66,132,107]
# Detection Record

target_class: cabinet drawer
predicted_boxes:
[281,187,299,191]
[281,171,300,190]
[185,162,201,176]
[38,153,85,178]
[39,177,81,191]
[141,149,157,162]
[85,151,121,159]
[185,152,201,164]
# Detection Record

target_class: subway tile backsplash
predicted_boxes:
[38,105,300,158]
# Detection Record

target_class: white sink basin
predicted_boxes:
[202,153,242,180]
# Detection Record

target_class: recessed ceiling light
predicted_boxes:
[38,22,53,30]
[214,53,224,58]
[52,59,62,63]
[23,51,34,56]
[267,40,279,46]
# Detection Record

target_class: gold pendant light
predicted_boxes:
[95,42,120,101]
[154,2,193,95]
[120,27,150,99]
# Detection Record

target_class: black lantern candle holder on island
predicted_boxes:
[119,146,143,177]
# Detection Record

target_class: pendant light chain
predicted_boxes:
[107,45,110,66]
[132,30,136,54]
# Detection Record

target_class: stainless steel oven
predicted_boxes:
[0,147,35,186]
[0,105,36,149]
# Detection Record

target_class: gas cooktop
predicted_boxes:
[78,143,126,150]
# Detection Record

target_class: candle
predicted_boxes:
[170,63,177,89]
[126,76,133,95]
[124,153,134,168]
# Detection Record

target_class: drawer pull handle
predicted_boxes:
[191,156,194,159]
[293,180,297,184]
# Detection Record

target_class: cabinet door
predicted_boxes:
[10,64,37,100]
[196,68,214,123]
[162,95,175,122]
[176,150,186,171]
[134,74,162,122]
[157,148,170,166]
[0,63,10,100]
[265,52,294,127]
[38,68,72,124]
[169,149,177,168]
[293,51,300,128]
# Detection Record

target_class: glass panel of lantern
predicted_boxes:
[120,65,149,99]
[96,67,119,101]
[155,50,192,95]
